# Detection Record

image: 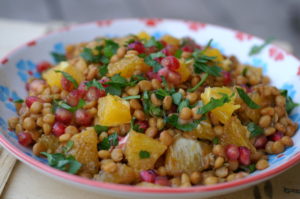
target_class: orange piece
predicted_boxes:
[161,35,180,46]
[137,31,151,40]
[125,131,167,170]
[107,54,150,78]
[203,48,224,63]
[97,94,131,126]
[201,87,240,124]
[220,117,256,153]
[68,127,99,174]
[192,120,215,141]
[176,59,191,83]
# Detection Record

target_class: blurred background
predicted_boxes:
[1,0,300,56]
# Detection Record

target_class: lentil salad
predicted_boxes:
[7,32,298,187]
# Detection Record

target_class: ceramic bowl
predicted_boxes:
[0,18,300,199]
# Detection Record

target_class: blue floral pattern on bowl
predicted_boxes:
[16,60,41,82]
[0,85,21,112]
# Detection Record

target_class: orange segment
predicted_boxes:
[97,94,131,126]
[125,131,167,170]
[107,54,150,78]
[201,87,240,124]
[68,127,99,174]
[42,61,84,88]
[137,31,151,40]
[161,35,180,46]
[203,48,224,63]
[176,60,191,83]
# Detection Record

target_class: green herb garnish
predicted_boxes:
[80,47,101,63]
[41,152,81,174]
[130,117,145,133]
[155,89,170,99]
[122,95,141,100]
[144,55,163,72]
[166,114,202,131]
[14,99,24,103]
[247,122,264,137]
[139,150,150,159]
[174,49,183,58]
[94,125,109,134]
[172,92,182,105]
[236,87,260,109]
[212,137,219,145]
[51,52,66,63]
[104,74,132,96]
[187,73,209,92]
[98,132,119,150]
[55,70,78,88]
[85,79,105,90]
[242,67,248,76]
[62,140,74,153]
[197,93,232,114]
[249,37,274,56]
[103,40,119,58]
[99,65,108,76]
[53,99,86,113]
[178,99,189,112]
[280,89,299,114]
[142,91,164,117]
[144,37,163,50]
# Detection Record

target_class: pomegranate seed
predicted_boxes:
[225,144,240,160]
[52,122,66,136]
[254,135,268,149]
[167,71,181,84]
[25,82,30,91]
[269,131,284,141]
[75,109,92,126]
[140,170,157,183]
[157,67,169,78]
[85,87,105,101]
[145,46,157,55]
[25,96,41,108]
[36,61,51,73]
[28,79,46,94]
[61,76,74,91]
[78,81,88,97]
[99,77,109,88]
[160,40,167,47]
[66,90,81,106]
[154,176,171,186]
[182,45,194,52]
[127,41,145,54]
[135,120,149,132]
[154,57,163,63]
[18,132,33,146]
[238,146,251,165]
[222,71,231,86]
[161,48,172,56]
[147,71,162,81]
[161,56,180,71]
[55,108,73,124]
[241,84,253,93]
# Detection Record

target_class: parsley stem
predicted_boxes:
[201,38,213,53]
[122,95,141,100]
[187,73,208,92]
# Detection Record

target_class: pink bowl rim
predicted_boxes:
[1,18,300,194]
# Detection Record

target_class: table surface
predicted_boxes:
[1,19,300,199]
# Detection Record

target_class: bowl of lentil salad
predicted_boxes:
[1,18,300,198]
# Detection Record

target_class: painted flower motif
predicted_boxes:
[0,85,22,112]
[235,32,253,41]
[53,42,65,54]
[268,146,297,165]
[141,18,163,27]
[269,47,284,61]
[297,66,300,76]
[186,21,206,31]
[0,116,7,131]
[290,113,300,125]
[151,31,168,40]
[248,58,268,74]
[281,83,296,98]
[16,60,41,82]
[96,20,112,27]
[210,40,225,54]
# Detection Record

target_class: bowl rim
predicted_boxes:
[1,18,300,194]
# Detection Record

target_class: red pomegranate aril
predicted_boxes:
[78,81,88,97]
[135,120,149,132]
[99,77,109,88]
[222,71,231,86]
[140,170,157,183]
[154,57,163,63]
[75,109,92,126]
[36,61,51,73]
[145,46,157,55]
[18,132,33,146]
[167,71,181,84]
[225,144,240,160]
[55,108,73,124]
[127,41,145,54]
[254,135,268,149]
[161,56,180,71]
[182,45,194,52]
[147,71,162,81]
[161,48,172,56]
[85,87,105,101]
[61,76,74,91]
[238,146,251,165]
[52,122,66,136]
[66,90,81,106]
[154,176,171,186]
[25,96,41,108]
[269,131,284,141]
[160,40,167,47]
[157,67,169,78]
